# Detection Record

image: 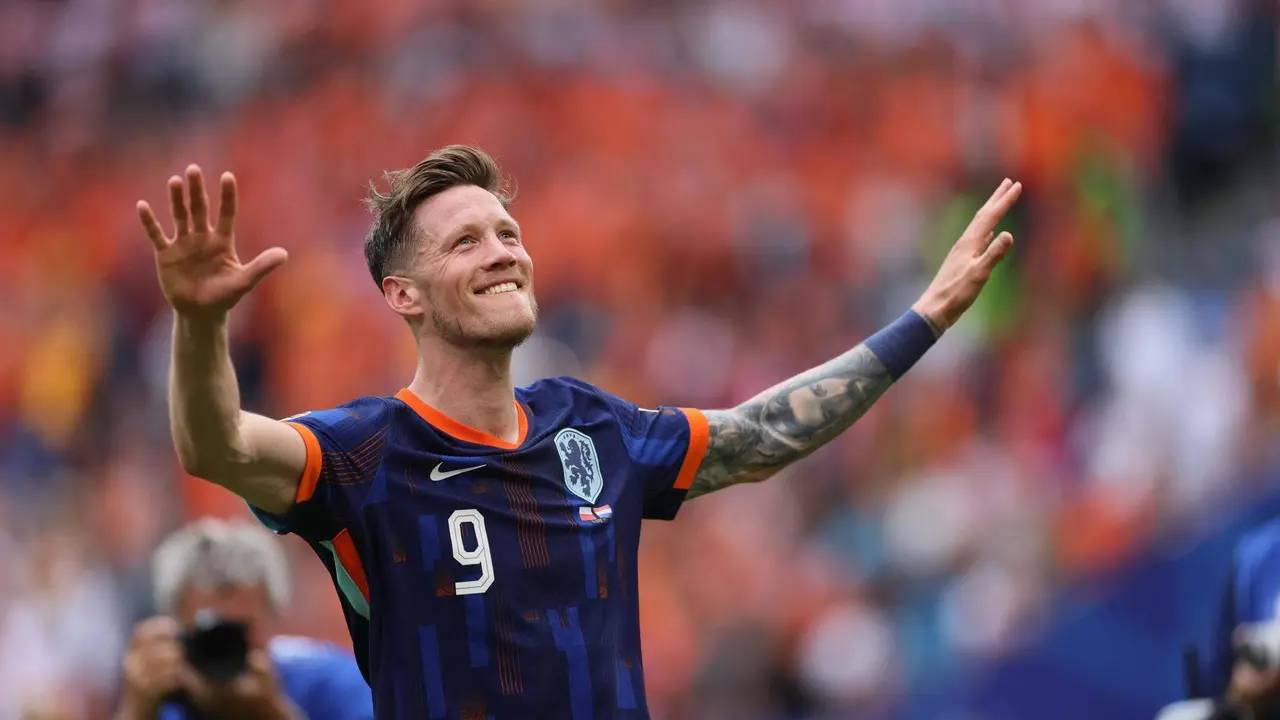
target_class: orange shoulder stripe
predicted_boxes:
[285,421,323,503]
[673,408,710,491]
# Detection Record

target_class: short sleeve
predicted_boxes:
[602,394,710,521]
[249,396,391,543]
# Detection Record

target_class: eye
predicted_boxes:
[455,236,477,247]
[499,230,519,242]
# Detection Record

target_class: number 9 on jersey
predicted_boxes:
[448,509,495,595]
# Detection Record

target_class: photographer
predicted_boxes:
[1203,518,1280,719]
[116,518,373,720]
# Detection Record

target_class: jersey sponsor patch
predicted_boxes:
[554,428,603,504]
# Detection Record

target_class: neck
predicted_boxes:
[408,335,519,444]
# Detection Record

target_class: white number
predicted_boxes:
[448,509,494,595]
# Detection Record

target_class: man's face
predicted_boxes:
[401,184,537,348]
[176,583,273,651]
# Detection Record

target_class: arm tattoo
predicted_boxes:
[686,344,895,500]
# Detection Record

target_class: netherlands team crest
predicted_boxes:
[554,428,603,504]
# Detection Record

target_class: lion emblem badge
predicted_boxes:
[554,428,603,504]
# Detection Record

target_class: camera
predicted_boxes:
[182,610,250,683]
[160,611,251,713]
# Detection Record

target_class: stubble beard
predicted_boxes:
[431,296,539,351]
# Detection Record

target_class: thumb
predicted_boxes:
[247,650,276,689]
[240,247,289,291]
[979,231,1014,270]
[248,649,272,676]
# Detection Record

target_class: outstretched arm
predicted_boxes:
[139,165,299,514]
[689,329,921,499]
[687,179,1021,500]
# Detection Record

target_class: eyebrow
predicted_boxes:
[451,218,521,238]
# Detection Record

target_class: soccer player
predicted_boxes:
[137,145,1020,719]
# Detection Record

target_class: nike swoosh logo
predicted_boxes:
[430,463,485,482]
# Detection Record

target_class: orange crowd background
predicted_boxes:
[0,0,1276,718]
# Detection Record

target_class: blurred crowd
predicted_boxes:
[0,0,1277,718]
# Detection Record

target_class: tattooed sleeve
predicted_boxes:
[685,344,896,500]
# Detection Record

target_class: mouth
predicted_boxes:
[476,281,521,296]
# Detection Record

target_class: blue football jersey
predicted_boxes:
[1205,518,1280,702]
[251,377,709,720]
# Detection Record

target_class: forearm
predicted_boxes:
[686,311,940,499]
[169,312,248,476]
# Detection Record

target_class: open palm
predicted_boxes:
[138,165,287,317]
[913,178,1022,330]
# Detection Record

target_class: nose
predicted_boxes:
[480,232,519,269]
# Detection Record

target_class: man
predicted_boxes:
[136,145,1021,719]
[116,518,373,720]
[1203,518,1280,718]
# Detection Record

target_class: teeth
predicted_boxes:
[481,282,518,295]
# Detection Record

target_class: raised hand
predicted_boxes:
[912,179,1023,331]
[138,165,287,318]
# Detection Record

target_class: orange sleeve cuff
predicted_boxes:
[673,408,710,491]
[285,421,323,503]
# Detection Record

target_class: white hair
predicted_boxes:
[152,518,291,616]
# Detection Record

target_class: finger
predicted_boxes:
[168,176,190,236]
[966,181,1022,247]
[240,248,289,292]
[132,616,180,647]
[1235,663,1269,694]
[187,165,210,232]
[151,659,187,694]
[984,181,1022,221]
[137,202,169,250]
[230,656,272,699]
[179,664,213,705]
[982,178,1013,207]
[145,643,185,667]
[978,232,1014,270]
[247,650,272,677]
[216,172,237,237]
[229,673,256,698]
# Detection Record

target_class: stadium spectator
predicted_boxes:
[115,518,373,720]
[1202,519,1280,719]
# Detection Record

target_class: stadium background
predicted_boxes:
[0,1,1277,718]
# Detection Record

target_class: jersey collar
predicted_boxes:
[395,388,528,450]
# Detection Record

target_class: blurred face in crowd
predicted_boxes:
[175,582,273,651]
[401,184,538,349]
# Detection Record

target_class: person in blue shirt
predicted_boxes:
[1205,518,1280,718]
[135,146,1020,718]
[115,518,373,720]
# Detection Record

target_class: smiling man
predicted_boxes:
[137,145,1021,719]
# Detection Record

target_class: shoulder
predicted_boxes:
[1237,519,1280,565]
[282,396,394,438]
[269,635,361,674]
[519,376,633,414]
[1231,518,1280,607]
[269,637,372,718]
[519,375,605,398]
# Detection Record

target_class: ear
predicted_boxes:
[382,275,426,320]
